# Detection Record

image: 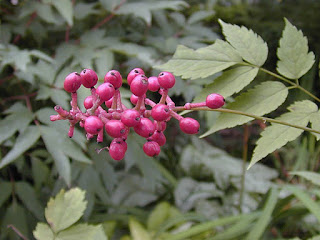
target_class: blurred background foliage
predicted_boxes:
[1,0,320,239]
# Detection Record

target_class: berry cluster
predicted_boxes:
[50,68,225,160]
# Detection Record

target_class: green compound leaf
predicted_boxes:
[45,188,87,233]
[155,40,242,80]
[52,0,74,26]
[201,81,288,137]
[57,224,107,240]
[194,66,258,103]
[219,19,268,66]
[129,217,151,240]
[290,171,320,186]
[249,100,318,169]
[277,18,315,79]
[33,223,54,240]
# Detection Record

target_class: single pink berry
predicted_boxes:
[151,104,170,122]
[179,117,200,134]
[64,72,81,93]
[143,141,161,157]
[158,72,175,89]
[121,109,141,127]
[109,138,127,161]
[105,120,127,138]
[154,121,167,131]
[134,118,155,138]
[149,131,166,146]
[84,95,94,109]
[96,83,115,102]
[130,75,149,96]
[84,116,103,135]
[127,68,145,85]
[130,94,139,105]
[206,93,225,109]
[148,76,160,92]
[104,70,123,89]
[80,69,98,88]
[105,97,113,108]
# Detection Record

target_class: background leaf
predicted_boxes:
[33,223,54,240]
[52,0,74,26]
[290,171,320,186]
[129,218,151,240]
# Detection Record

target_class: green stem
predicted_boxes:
[182,107,320,135]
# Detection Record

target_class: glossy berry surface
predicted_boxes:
[149,131,166,146]
[105,120,127,138]
[143,141,161,157]
[206,93,225,109]
[80,69,98,88]
[134,118,155,138]
[121,109,141,127]
[104,70,123,89]
[151,104,170,121]
[84,95,94,109]
[96,83,115,102]
[179,117,200,134]
[158,72,175,89]
[130,75,149,96]
[109,139,127,161]
[127,68,145,85]
[84,116,103,135]
[64,72,81,93]
[148,76,160,92]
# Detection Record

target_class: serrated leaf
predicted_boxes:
[194,66,258,103]
[0,181,11,208]
[129,218,151,240]
[33,223,54,240]
[277,18,315,79]
[0,125,41,168]
[290,171,320,186]
[147,202,171,231]
[201,81,288,137]
[155,40,242,79]
[249,100,318,169]
[219,19,268,66]
[45,188,87,233]
[1,45,31,71]
[52,0,74,26]
[57,224,107,240]
[310,111,320,140]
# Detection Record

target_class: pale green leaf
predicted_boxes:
[147,202,171,231]
[74,2,99,20]
[219,19,268,66]
[308,236,320,240]
[245,188,278,240]
[277,18,315,79]
[249,100,318,169]
[0,126,41,168]
[57,224,107,240]
[33,223,54,240]
[52,0,74,26]
[129,218,151,240]
[201,81,288,137]
[94,49,114,77]
[155,40,242,79]
[194,66,258,103]
[0,181,11,208]
[45,188,87,233]
[30,50,55,63]
[310,111,320,140]
[187,10,215,25]
[1,45,31,71]
[290,171,320,186]
[37,3,57,24]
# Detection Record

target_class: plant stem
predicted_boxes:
[180,107,320,135]
[239,124,249,213]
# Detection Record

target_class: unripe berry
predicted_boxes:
[96,83,115,102]
[158,72,175,89]
[134,118,155,138]
[84,95,94,109]
[121,109,141,127]
[130,75,149,96]
[179,117,200,134]
[84,116,103,135]
[109,138,127,161]
[151,104,170,122]
[143,141,161,157]
[104,70,122,89]
[149,131,166,146]
[64,72,81,93]
[80,69,98,88]
[130,94,139,105]
[105,120,127,138]
[148,76,160,92]
[206,93,225,109]
[127,68,145,85]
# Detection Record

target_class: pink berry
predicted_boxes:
[148,76,160,92]
[127,68,145,85]
[130,75,149,97]
[104,70,122,89]
[149,131,166,146]
[134,118,155,138]
[105,97,113,108]
[130,94,139,105]
[105,120,127,138]
[96,83,115,102]
[206,93,225,109]
[143,141,161,157]
[64,72,81,93]
[80,69,98,88]
[158,72,175,89]
[84,116,103,135]
[179,117,200,134]
[109,138,127,161]
[84,95,94,109]
[154,121,167,131]
[121,109,141,127]
[151,104,170,121]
